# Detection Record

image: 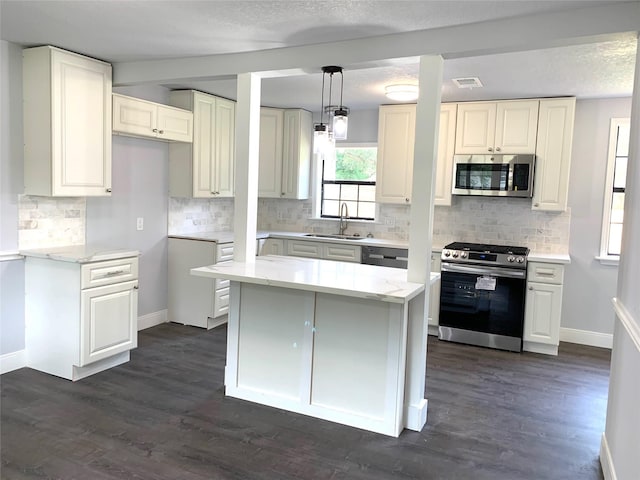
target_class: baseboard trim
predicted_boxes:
[138,309,168,331]
[600,433,618,480]
[612,297,640,352]
[0,349,27,375]
[560,327,613,349]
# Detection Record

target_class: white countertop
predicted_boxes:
[20,245,140,264]
[527,252,571,264]
[191,255,437,304]
[169,231,270,243]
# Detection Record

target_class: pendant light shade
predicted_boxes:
[313,65,349,153]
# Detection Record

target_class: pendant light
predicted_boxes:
[314,65,348,153]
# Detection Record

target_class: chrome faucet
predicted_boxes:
[338,202,349,235]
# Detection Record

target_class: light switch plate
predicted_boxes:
[136,217,144,231]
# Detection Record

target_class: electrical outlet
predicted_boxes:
[384,216,395,227]
[136,217,144,231]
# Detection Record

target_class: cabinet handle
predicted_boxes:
[152,128,158,133]
[133,285,139,290]
[106,188,112,193]
[405,198,410,202]
[158,130,164,134]
[495,147,501,152]
[488,147,493,152]
[104,270,125,277]
[281,192,285,196]
[529,286,533,290]
[534,203,540,207]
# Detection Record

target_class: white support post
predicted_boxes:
[233,73,261,262]
[404,55,443,433]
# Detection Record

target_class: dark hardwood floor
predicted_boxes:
[1,323,611,480]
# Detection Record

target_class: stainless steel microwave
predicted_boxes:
[452,154,535,198]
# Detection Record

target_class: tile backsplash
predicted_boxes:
[169,195,571,254]
[18,195,86,249]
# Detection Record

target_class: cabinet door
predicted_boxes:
[260,238,285,255]
[532,98,576,211]
[286,240,322,258]
[495,100,539,154]
[523,282,563,346]
[214,97,236,197]
[258,108,284,197]
[51,49,112,196]
[80,280,138,366]
[192,92,216,198]
[157,105,193,142]
[113,94,157,137]
[454,103,496,154]
[282,110,312,199]
[376,104,416,204]
[434,104,457,206]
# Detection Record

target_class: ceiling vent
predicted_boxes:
[452,77,483,89]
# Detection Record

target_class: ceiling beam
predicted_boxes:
[113,2,639,86]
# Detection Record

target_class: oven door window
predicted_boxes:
[455,164,509,192]
[439,270,526,338]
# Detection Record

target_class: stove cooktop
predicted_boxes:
[444,242,529,257]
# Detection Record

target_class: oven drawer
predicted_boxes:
[527,262,564,285]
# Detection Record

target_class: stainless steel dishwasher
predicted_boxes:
[361,246,408,269]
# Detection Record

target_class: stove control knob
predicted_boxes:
[452,251,459,258]
[443,250,450,257]
[460,252,468,259]
[507,256,515,263]
[516,257,525,264]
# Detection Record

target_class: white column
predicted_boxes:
[403,55,443,433]
[233,73,261,262]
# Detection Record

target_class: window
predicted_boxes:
[600,118,630,260]
[321,145,377,220]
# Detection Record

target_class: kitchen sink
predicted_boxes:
[304,233,366,240]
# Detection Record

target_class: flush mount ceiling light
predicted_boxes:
[452,77,483,89]
[314,65,349,153]
[385,84,419,102]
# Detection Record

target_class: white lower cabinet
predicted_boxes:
[428,253,441,335]
[523,261,565,355]
[25,255,139,381]
[259,238,285,255]
[168,238,233,329]
[284,239,361,263]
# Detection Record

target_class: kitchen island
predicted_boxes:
[191,255,439,437]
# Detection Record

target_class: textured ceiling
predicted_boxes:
[1,0,638,110]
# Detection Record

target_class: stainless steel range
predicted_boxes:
[439,242,530,352]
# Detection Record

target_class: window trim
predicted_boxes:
[599,117,630,263]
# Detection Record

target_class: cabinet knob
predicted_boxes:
[281,192,285,196]
[495,147,501,152]
[405,198,410,202]
[534,203,540,207]
[152,128,158,133]
[158,130,164,134]
[488,147,493,152]
[134,285,139,290]
[106,188,112,193]
[528,286,533,290]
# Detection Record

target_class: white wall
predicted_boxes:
[86,85,170,317]
[0,40,25,356]
[562,98,631,337]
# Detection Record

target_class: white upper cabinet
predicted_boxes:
[23,46,112,197]
[259,108,312,199]
[258,108,284,197]
[375,104,416,204]
[168,90,235,198]
[455,100,539,154]
[532,97,576,212]
[376,103,457,205]
[434,104,457,206]
[112,94,193,142]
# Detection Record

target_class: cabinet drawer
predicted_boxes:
[213,287,230,317]
[216,244,234,262]
[81,257,139,289]
[286,240,322,258]
[527,262,564,285]
[324,244,361,263]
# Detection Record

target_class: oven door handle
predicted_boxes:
[441,263,526,279]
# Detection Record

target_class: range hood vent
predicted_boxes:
[452,77,483,89]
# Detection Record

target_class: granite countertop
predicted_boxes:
[191,255,437,304]
[20,245,140,264]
